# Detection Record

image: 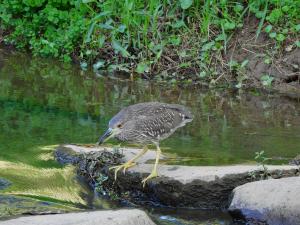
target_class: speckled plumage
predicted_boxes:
[110,102,193,144]
[99,102,193,185]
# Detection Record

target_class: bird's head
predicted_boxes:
[97,112,126,145]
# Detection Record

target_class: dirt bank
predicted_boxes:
[225,16,300,93]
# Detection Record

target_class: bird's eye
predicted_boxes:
[117,124,122,128]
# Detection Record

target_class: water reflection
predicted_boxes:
[1,50,300,166]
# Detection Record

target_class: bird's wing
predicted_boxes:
[133,106,192,139]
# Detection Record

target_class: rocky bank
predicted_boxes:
[55,144,299,210]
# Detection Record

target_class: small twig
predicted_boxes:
[214,72,225,83]
[242,47,257,55]
[163,55,175,63]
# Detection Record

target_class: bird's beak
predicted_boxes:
[97,128,113,145]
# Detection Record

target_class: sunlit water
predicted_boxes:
[1,49,300,224]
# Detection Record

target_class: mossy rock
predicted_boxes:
[0,194,76,219]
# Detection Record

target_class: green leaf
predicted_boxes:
[235,83,242,89]
[98,36,105,48]
[91,11,111,22]
[82,0,95,3]
[223,21,236,30]
[281,6,289,13]
[85,22,96,43]
[276,33,285,42]
[80,62,88,70]
[295,41,300,48]
[261,75,274,86]
[282,28,288,34]
[169,36,181,46]
[295,24,300,32]
[241,59,249,68]
[171,20,186,29]
[199,71,207,78]
[234,4,244,13]
[98,23,114,30]
[264,25,272,33]
[136,62,150,74]
[215,33,226,41]
[201,41,215,51]
[269,32,276,38]
[117,24,126,33]
[264,58,271,64]
[229,60,239,68]
[180,0,193,10]
[112,39,130,57]
[255,11,264,19]
[93,61,105,70]
[266,9,283,24]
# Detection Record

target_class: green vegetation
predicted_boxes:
[248,150,271,180]
[0,0,299,85]
[254,150,270,176]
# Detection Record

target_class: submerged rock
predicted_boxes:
[289,154,300,166]
[0,209,156,225]
[0,178,11,190]
[0,195,73,219]
[55,145,299,209]
[228,176,300,225]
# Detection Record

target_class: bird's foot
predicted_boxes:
[142,170,158,188]
[109,161,136,180]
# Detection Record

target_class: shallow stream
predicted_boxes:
[1,49,300,224]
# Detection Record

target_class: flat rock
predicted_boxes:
[55,145,299,209]
[229,176,300,225]
[0,209,156,225]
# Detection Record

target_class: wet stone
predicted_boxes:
[0,195,72,219]
[0,209,156,225]
[54,146,82,165]
[54,145,299,209]
[229,176,300,225]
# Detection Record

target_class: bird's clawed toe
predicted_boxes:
[142,171,158,188]
[109,161,136,180]
[122,162,136,174]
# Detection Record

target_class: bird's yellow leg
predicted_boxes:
[142,144,161,187]
[109,146,148,180]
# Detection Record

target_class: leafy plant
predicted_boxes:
[254,150,271,180]
[261,74,274,87]
[0,0,299,86]
[94,173,108,195]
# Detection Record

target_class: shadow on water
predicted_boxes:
[1,49,300,224]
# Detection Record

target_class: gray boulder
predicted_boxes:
[0,209,156,225]
[55,145,299,209]
[229,176,300,225]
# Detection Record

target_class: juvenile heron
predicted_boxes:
[98,102,193,186]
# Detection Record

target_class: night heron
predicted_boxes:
[98,102,193,186]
